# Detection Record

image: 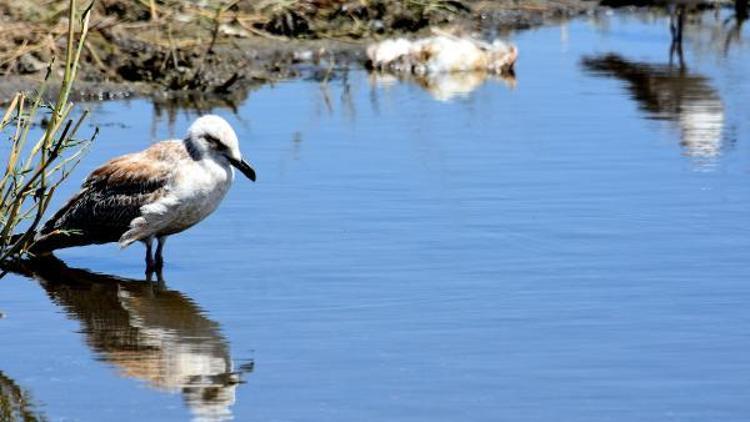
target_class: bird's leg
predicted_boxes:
[146,266,165,286]
[154,236,166,270]
[155,268,165,286]
[144,236,155,274]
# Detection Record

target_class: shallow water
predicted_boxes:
[2,10,750,422]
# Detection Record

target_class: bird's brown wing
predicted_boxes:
[33,141,186,252]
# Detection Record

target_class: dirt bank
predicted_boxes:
[0,0,598,105]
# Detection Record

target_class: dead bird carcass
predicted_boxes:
[366,33,518,75]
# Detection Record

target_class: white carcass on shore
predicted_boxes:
[366,33,518,75]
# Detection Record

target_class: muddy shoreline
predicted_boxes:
[0,1,600,106]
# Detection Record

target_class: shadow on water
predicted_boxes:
[3,256,251,422]
[0,371,46,422]
[581,53,726,166]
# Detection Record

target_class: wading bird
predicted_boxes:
[29,115,256,273]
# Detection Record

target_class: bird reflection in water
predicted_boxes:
[369,70,516,102]
[582,53,725,165]
[11,256,251,422]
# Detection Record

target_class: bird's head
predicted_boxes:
[186,114,256,182]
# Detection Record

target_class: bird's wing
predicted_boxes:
[35,141,186,250]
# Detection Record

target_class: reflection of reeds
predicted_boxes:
[0,370,46,422]
[0,0,96,265]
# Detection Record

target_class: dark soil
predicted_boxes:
[0,0,599,105]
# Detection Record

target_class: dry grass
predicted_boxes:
[0,0,472,86]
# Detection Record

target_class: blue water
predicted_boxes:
[2,10,750,421]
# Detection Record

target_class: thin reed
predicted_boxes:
[0,0,97,266]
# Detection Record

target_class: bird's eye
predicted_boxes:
[205,134,227,151]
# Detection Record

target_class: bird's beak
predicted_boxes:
[229,157,256,182]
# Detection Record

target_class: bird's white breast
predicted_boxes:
[147,157,234,236]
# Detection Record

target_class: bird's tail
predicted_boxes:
[28,231,90,254]
[3,232,37,250]
[7,232,27,245]
[0,232,51,262]
[2,229,85,255]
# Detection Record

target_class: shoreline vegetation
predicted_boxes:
[0,0,598,105]
[1,1,742,106]
[0,0,96,268]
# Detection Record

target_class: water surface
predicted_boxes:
[2,10,750,421]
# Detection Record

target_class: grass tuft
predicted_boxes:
[0,0,97,268]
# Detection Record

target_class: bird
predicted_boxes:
[29,114,256,273]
